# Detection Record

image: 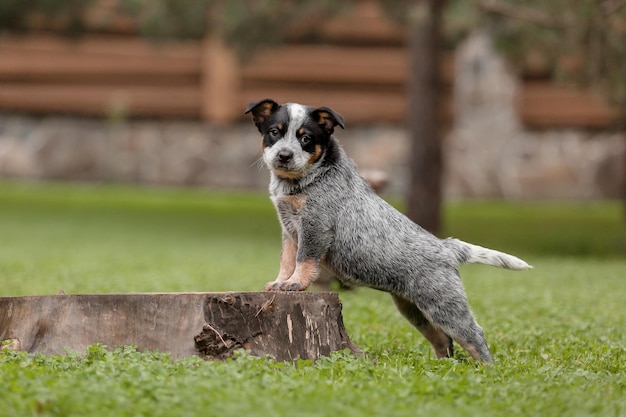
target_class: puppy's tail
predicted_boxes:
[444,238,532,270]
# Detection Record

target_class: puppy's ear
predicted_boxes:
[244,99,279,130]
[312,106,345,134]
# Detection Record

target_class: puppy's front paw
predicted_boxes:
[263,280,308,292]
[278,281,307,291]
[264,281,281,292]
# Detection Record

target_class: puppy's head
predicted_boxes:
[244,99,344,180]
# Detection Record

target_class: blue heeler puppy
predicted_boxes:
[245,99,532,363]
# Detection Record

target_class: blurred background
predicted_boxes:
[0,0,624,284]
[1,0,625,202]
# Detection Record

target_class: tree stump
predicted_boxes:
[0,292,360,361]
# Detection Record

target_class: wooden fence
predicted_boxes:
[0,5,620,128]
[518,82,621,129]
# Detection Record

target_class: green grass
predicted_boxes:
[0,181,625,417]
[0,181,280,295]
[443,199,625,258]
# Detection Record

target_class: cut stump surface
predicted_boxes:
[0,292,360,361]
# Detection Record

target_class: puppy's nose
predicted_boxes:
[277,149,294,163]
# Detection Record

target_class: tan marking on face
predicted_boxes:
[288,258,320,289]
[277,123,283,131]
[273,168,304,180]
[307,144,323,166]
[276,237,297,282]
[298,127,305,136]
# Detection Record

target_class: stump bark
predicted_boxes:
[0,292,360,361]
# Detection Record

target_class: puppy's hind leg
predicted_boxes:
[412,283,493,364]
[391,295,454,359]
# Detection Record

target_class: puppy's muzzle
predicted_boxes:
[273,148,296,170]
[277,149,294,164]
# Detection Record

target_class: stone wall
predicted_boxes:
[446,32,625,199]
[0,32,624,199]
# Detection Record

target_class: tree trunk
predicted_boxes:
[405,0,446,235]
[0,292,360,361]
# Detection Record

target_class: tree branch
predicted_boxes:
[602,0,626,16]
[476,0,573,29]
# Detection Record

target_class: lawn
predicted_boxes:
[0,181,625,417]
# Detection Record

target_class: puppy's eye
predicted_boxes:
[269,128,280,138]
[300,135,311,146]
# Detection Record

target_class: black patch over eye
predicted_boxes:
[269,128,280,137]
[263,128,282,148]
[264,128,282,147]
[300,135,312,146]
